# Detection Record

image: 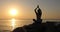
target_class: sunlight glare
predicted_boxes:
[10,9,17,16]
[11,18,16,29]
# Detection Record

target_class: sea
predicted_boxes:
[0,19,60,32]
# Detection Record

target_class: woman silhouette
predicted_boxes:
[33,5,42,23]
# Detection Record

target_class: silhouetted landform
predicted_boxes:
[13,5,60,32]
[13,27,26,32]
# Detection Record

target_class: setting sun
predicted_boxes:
[10,9,17,16]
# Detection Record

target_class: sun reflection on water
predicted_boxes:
[11,18,16,30]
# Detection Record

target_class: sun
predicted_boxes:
[10,9,17,16]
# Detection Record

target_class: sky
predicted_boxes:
[0,0,60,19]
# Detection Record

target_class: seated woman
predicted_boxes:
[33,5,42,23]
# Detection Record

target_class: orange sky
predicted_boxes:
[0,0,60,19]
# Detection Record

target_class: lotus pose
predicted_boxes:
[33,5,42,23]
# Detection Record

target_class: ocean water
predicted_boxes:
[0,19,60,31]
[0,19,33,31]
